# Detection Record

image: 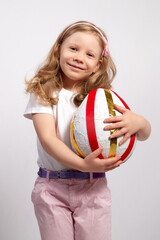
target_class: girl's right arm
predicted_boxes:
[32,113,122,172]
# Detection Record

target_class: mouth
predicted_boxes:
[68,63,85,70]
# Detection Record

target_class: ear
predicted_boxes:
[93,59,102,73]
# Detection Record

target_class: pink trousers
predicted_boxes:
[31,176,111,240]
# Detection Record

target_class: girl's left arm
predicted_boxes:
[103,104,151,145]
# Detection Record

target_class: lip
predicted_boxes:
[68,63,85,70]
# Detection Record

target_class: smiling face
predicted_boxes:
[59,31,103,91]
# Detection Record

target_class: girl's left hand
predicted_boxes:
[103,104,144,145]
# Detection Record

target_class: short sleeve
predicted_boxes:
[24,94,53,120]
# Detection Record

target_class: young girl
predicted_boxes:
[24,21,151,240]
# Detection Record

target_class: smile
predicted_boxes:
[68,63,85,70]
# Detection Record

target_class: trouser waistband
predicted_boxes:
[38,168,105,180]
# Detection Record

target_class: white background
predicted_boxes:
[0,0,160,239]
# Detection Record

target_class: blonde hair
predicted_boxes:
[25,20,117,106]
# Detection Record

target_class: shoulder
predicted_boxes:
[24,93,54,120]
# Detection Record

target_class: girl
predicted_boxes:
[24,21,151,240]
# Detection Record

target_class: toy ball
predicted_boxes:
[70,88,136,162]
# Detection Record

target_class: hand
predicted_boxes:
[103,104,143,145]
[83,147,122,172]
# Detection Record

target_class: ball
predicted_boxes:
[70,88,136,162]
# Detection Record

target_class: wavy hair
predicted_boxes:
[25,20,117,106]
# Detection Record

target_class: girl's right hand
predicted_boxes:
[83,147,122,172]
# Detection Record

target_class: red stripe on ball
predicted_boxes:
[86,89,104,159]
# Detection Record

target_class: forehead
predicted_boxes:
[62,31,103,51]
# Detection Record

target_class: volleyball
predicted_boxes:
[70,88,137,162]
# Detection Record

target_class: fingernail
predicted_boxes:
[103,119,109,123]
[118,161,123,166]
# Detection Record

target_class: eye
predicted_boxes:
[70,47,77,51]
[87,53,94,57]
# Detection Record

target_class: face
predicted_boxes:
[59,31,103,90]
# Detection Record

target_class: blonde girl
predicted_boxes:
[24,21,151,240]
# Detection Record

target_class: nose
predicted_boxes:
[73,52,84,63]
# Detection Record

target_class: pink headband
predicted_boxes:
[60,22,109,58]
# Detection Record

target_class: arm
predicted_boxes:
[134,115,151,141]
[32,113,122,172]
[103,104,151,145]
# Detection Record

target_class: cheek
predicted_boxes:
[60,52,71,67]
[88,62,99,73]
[59,54,67,69]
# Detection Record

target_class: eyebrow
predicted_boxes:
[68,43,97,53]
[68,42,78,46]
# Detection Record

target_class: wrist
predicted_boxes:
[70,155,88,172]
[77,158,89,172]
[137,116,151,141]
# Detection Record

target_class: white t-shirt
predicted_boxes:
[24,88,78,171]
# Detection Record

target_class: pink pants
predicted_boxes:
[31,176,111,240]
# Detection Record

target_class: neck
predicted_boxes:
[62,77,81,93]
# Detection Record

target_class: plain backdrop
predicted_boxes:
[0,0,160,239]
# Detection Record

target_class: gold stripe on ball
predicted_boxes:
[104,89,117,158]
[70,116,85,158]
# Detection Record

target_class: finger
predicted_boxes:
[103,115,123,123]
[89,147,103,159]
[105,160,123,171]
[109,128,127,139]
[103,122,123,131]
[119,133,130,145]
[103,156,121,166]
[114,104,127,114]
